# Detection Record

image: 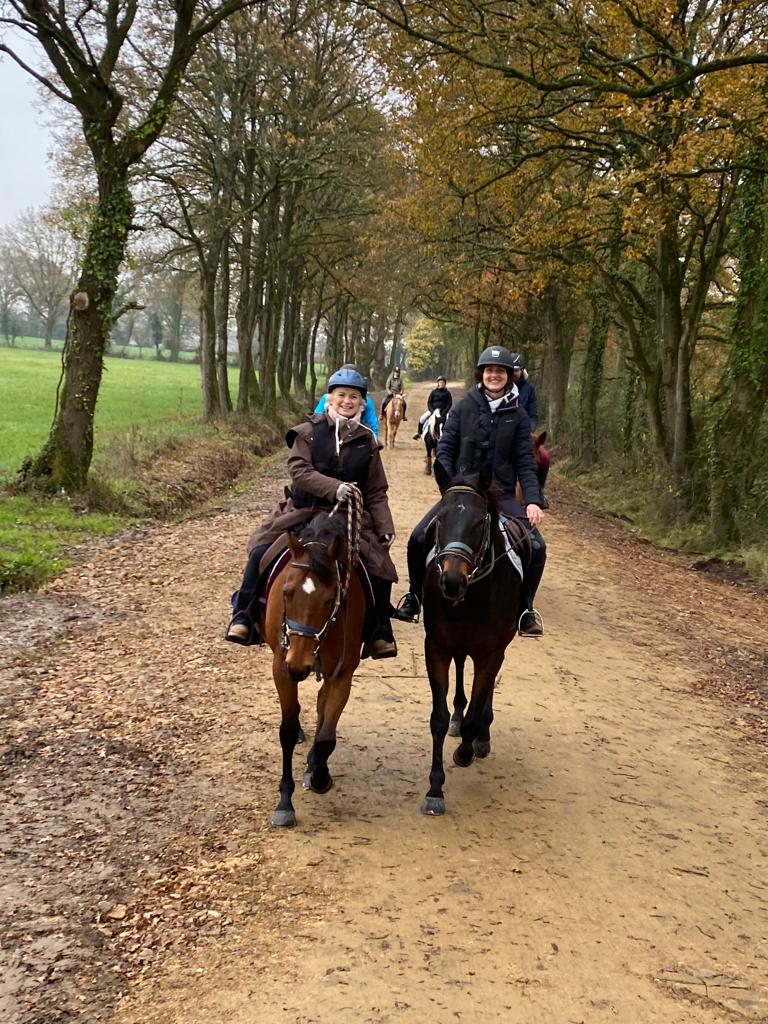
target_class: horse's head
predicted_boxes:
[281,517,346,682]
[431,463,496,604]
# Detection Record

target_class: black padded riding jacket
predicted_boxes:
[435,385,540,514]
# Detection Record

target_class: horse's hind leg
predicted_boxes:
[448,655,467,736]
[303,678,352,795]
[422,637,451,815]
[273,669,301,827]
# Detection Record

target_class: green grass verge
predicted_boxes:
[0,493,134,594]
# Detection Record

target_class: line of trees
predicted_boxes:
[357,0,768,545]
[3,0,768,549]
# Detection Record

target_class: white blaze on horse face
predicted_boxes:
[302,577,316,595]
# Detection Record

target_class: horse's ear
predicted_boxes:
[434,458,451,494]
[478,463,493,493]
[327,533,343,562]
[287,532,304,557]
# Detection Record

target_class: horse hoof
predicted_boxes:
[297,726,306,744]
[303,771,333,794]
[271,808,296,828]
[453,746,474,768]
[448,718,462,737]
[473,739,491,758]
[421,796,445,816]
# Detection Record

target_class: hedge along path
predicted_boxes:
[7,384,766,1023]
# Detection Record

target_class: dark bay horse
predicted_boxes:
[421,462,524,816]
[262,514,366,827]
[423,409,443,476]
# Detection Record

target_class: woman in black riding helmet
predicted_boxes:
[395,346,547,636]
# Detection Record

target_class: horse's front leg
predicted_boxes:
[272,659,301,827]
[472,687,495,759]
[454,650,504,767]
[422,636,451,815]
[448,654,467,736]
[303,677,352,795]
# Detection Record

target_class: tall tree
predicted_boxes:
[1,0,256,490]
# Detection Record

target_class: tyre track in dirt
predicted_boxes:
[3,384,767,1024]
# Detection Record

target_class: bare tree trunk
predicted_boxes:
[22,176,134,491]
[542,280,576,442]
[578,294,609,468]
[199,255,221,421]
[215,239,232,414]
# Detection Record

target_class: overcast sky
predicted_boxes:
[0,54,54,227]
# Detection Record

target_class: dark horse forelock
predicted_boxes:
[295,514,347,581]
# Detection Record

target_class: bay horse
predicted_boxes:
[383,393,405,448]
[515,430,550,507]
[421,461,525,816]
[423,409,443,476]
[262,512,366,827]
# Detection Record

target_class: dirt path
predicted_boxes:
[3,384,767,1024]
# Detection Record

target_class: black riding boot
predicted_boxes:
[393,526,429,622]
[225,544,268,646]
[370,577,397,659]
[519,539,546,637]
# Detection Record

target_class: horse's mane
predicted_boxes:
[295,513,348,581]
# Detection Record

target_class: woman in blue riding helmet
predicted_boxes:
[226,366,398,658]
[314,363,379,436]
[395,345,547,636]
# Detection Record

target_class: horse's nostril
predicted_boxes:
[440,575,466,601]
[287,664,311,683]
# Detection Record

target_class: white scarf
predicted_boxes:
[326,407,363,453]
[481,382,519,413]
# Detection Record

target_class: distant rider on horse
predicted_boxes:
[225,366,399,659]
[394,346,547,637]
[381,366,407,421]
[413,374,453,439]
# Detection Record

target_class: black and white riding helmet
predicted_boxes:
[476,346,518,371]
[509,352,525,370]
[436,373,447,382]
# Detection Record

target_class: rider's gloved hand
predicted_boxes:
[335,482,354,502]
[380,533,395,548]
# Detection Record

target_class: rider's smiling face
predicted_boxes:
[329,387,364,417]
[482,365,508,398]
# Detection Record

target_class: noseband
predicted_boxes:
[435,486,493,584]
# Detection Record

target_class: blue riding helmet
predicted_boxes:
[327,367,367,399]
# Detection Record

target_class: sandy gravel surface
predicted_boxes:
[2,383,767,1024]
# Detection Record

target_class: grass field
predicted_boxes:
[0,347,241,593]
[0,347,218,474]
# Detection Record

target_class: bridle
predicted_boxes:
[280,485,363,676]
[434,485,493,585]
[281,545,343,658]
